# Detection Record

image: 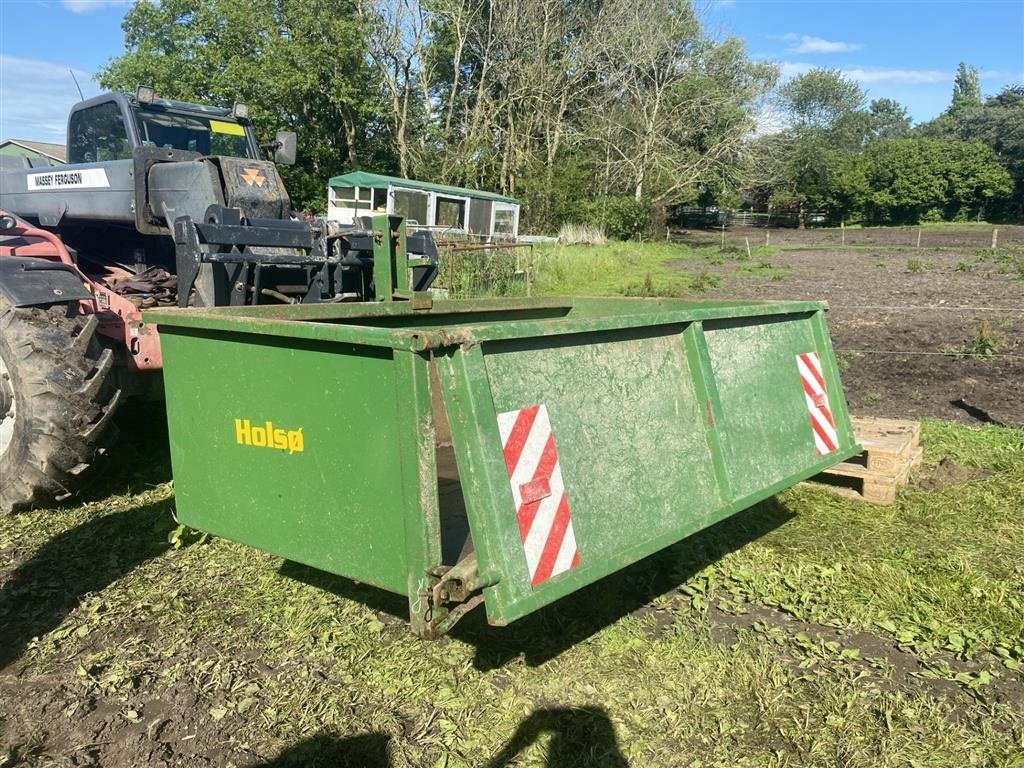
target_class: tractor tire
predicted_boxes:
[0,299,121,513]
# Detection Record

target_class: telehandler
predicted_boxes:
[0,87,438,511]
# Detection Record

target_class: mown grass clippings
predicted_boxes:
[1,415,1022,766]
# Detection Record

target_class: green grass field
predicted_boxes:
[442,240,783,299]
[1,420,1022,767]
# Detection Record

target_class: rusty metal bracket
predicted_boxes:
[418,554,496,637]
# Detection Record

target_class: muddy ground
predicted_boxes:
[688,224,1024,426]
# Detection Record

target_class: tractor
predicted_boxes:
[0,87,439,512]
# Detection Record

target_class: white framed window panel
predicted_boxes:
[490,202,520,241]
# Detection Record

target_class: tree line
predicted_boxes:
[98,1,1022,233]
[749,63,1021,227]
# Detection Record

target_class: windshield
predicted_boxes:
[133,107,255,158]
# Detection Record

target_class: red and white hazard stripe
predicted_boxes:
[497,404,580,586]
[796,351,839,456]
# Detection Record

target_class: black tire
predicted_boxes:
[0,300,121,513]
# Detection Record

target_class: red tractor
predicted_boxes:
[0,88,438,512]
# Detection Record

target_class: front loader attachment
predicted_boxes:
[173,211,439,306]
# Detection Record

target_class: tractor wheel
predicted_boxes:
[0,299,121,513]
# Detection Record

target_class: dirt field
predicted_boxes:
[690,224,1024,427]
[1,224,1022,767]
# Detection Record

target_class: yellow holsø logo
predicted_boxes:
[235,419,304,454]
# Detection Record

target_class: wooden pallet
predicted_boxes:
[846,415,920,474]
[804,417,922,504]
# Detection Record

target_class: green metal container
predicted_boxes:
[145,296,858,637]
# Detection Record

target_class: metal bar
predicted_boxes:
[200,252,327,266]
[434,344,511,619]
[194,222,314,249]
[393,217,409,292]
[173,218,202,308]
[371,213,392,302]
[392,349,444,638]
[146,300,829,353]
[681,321,732,503]
[436,242,535,252]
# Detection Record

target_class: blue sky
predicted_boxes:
[1,0,1022,143]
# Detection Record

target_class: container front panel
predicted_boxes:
[469,325,722,622]
[703,313,852,500]
[159,329,410,594]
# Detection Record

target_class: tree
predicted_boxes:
[364,0,774,231]
[779,68,865,131]
[769,69,866,225]
[863,138,1011,224]
[917,84,1024,218]
[866,98,911,142]
[100,0,382,208]
[948,61,982,115]
[100,0,783,233]
[587,2,776,203]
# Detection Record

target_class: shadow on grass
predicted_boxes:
[247,732,390,768]
[0,497,175,669]
[484,706,628,767]
[280,497,793,670]
[246,707,626,767]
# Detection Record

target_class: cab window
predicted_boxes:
[134,108,254,158]
[68,102,131,164]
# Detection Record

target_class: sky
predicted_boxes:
[0,0,1022,143]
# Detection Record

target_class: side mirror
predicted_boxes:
[274,131,297,166]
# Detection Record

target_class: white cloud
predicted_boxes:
[779,61,949,86]
[60,0,131,13]
[784,35,862,54]
[778,61,813,79]
[980,69,1024,83]
[841,67,947,85]
[0,55,102,143]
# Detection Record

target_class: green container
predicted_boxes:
[145,297,858,637]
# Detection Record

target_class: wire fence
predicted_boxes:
[667,224,1022,253]
[836,349,1024,361]
[829,305,1023,313]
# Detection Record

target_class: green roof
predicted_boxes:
[327,171,518,205]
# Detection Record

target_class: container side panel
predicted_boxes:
[471,326,720,622]
[160,329,410,594]
[703,313,853,499]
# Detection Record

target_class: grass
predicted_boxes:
[529,241,781,298]
[941,320,1004,360]
[1,420,1022,766]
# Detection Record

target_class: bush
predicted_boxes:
[580,196,651,240]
